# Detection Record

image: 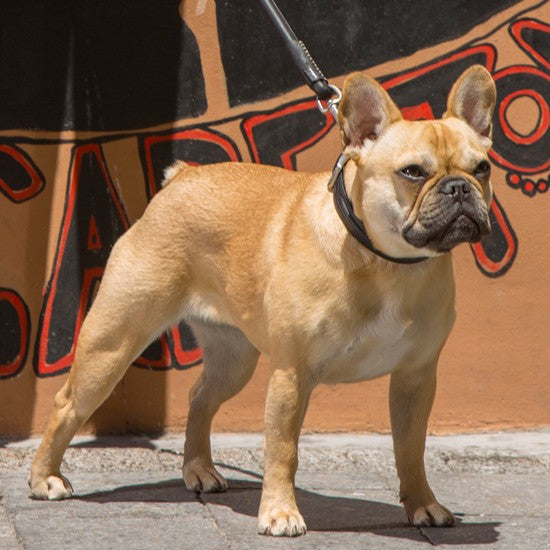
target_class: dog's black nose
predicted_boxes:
[440,178,471,203]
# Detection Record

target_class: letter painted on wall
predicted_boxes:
[34,144,131,377]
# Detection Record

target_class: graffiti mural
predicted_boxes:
[0,0,548,435]
[492,19,550,196]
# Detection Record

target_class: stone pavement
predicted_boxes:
[1,431,549,549]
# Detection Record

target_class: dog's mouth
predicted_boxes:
[434,212,484,252]
[403,204,491,253]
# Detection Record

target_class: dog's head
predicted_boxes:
[338,65,496,258]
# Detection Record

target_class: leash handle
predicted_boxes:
[259,0,334,101]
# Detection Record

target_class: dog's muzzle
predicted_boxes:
[403,177,491,253]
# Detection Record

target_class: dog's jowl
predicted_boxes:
[30,66,496,537]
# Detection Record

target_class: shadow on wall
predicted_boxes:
[0,1,206,132]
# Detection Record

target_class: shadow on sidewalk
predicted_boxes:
[77,474,500,545]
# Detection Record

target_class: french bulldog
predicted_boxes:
[30,65,496,537]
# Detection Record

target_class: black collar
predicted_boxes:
[328,154,429,265]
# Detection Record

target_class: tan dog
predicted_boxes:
[30,66,496,537]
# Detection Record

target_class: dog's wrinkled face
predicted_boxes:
[376,117,493,254]
[338,66,496,258]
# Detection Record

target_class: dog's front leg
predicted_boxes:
[258,367,313,537]
[389,363,455,527]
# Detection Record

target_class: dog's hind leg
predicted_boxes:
[183,321,260,492]
[29,230,188,500]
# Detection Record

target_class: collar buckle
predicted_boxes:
[327,153,350,191]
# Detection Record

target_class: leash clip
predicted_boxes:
[316,84,342,122]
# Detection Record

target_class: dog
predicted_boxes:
[30,65,496,537]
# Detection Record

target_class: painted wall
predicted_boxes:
[0,0,548,436]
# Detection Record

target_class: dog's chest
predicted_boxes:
[317,303,421,384]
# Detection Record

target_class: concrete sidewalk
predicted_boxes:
[1,431,549,549]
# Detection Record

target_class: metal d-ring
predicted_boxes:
[316,84,342,123]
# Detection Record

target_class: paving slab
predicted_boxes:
[0,431,548,549]
[427,472,550,517]
[0,499,20,550]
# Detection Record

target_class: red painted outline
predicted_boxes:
[471,197,517,277]
[0,144,44,203]
[499,88,548,145]
[140,128,236,366]
[242,100,334,170]
[133,335,174,369]
[36,144,130,376]
[382,44,497,90]
[171,326,202,366]
[87,215,102,250]
[0,288,30,378]
[489,65,550,174]
[143,128,240,198]
[510,18,550,71]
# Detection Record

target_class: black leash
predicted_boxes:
[260,1,429,265]
[259,0,341,120]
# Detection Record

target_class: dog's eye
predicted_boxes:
[400,165,425,181]
[474,160,491,178]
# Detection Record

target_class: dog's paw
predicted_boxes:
[28,474,74,501]
[182,460,228,493]
[408,501,456,527]
[257,505,307,537]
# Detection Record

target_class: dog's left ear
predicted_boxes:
[338,73,402,158]
[445,65,496,139]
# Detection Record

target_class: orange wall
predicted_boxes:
[1,0,549,436]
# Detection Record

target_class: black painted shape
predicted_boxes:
[0,288,30,379]
[143,132,239,200]
[0,300,21,365]
[0,148,32,191]
[473,195,518,278]
[516,21,550,66]
[133,320,201,372]
[175,322,199,356]
[0,145,45,203]
[172,322,202,369]
[43,147,130,368]
[217,0,520,106]
[382,51,491,119]
[492,70,550,172]
[138,130,238,368]
[36,144,182,375]
[0,297,21,367]
[483,203,513,264]
[243,106,329,169]
[0,1,205,131]
[134,337,169,370]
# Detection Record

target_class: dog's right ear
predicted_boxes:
[338,73,402,158]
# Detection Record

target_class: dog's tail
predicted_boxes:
[161,160,191,188]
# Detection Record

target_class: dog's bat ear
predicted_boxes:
[445,65,496,139]
[338,73,402,155]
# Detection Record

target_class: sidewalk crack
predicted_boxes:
[195,493,230,549]
[1,496,25,549]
